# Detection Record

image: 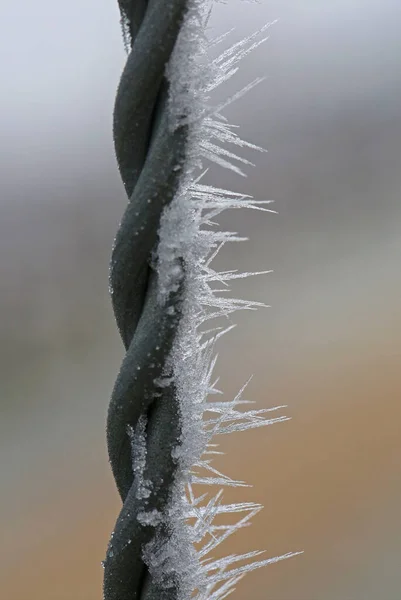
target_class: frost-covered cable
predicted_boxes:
[104,1,190,600]
[104,2,302,600]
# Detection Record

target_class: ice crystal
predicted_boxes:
[128,416,152,500]
[143,2,302,598]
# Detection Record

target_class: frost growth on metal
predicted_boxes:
[139,2,303,599]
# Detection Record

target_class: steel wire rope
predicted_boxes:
[103,1,190,599]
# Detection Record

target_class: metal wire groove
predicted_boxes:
[103,1,190,599]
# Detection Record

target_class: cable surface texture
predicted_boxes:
[104,1,189,600]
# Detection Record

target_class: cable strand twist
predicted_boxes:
[103,2,190,599]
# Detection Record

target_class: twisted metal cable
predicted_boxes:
[103,2,190,599]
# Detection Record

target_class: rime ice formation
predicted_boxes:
[131,2,302,598]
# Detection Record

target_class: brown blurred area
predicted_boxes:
[1,1,401,599]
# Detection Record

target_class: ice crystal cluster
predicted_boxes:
[137,2,301,598]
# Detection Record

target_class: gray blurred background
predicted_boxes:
[1,1,401,598]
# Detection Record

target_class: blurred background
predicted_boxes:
[1,0,401,598]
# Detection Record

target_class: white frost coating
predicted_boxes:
[137,509,163,527]
[147,2,302,599]
[127,416,152,500]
